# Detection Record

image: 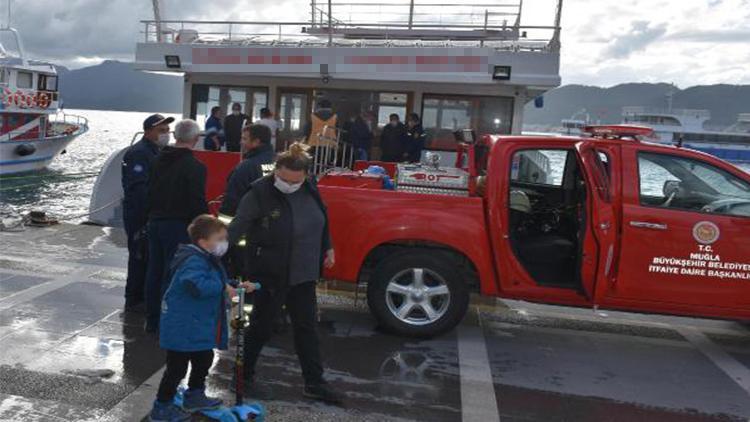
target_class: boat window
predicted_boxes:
[638,152,750,217]
[17,71,33,89]
[422,94,513,150]
[38,74,58,91]
[510,149,568,187]
[0,67,6,85]
[190,84,268,128]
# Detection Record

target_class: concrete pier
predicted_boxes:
[1,223,749,421]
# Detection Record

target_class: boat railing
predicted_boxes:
[49,113,89,135]
[140,1,561,51]
[622,106,711,120]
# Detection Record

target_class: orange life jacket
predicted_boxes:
[306,114,338,147]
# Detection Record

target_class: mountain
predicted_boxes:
[57,61,182,113]
[524,83,750,130]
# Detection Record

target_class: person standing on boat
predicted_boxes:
[122,114,174,313]
[223,102,250,153]
[227,143,342,404]
[304,99,338,147]
[144,119,209,333]
[203,106,224,151]
[405,113,426,163]
[380,113,408,162]
[256,108,280,151]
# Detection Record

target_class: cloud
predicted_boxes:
[666,29,750,43]
[603,20,668,59]
[5,0,750,88]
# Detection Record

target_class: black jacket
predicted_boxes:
[147,146,208,223]
[227,175,332,289]
[406,123,427,163]
[223,114,249,151]
[343,118,373,150]
[121,137,160,230]
[219,143,275,217]
[380,122,408,161]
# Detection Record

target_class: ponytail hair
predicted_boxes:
[275,142,311,172]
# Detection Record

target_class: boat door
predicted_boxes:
[277,89,312,149]
[613,144,750,315]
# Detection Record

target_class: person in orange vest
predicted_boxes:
[303,99,338,148]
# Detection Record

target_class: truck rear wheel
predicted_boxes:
[367,252,469,337]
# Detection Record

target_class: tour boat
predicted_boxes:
[0,27,88,175]
[90,0,563,225]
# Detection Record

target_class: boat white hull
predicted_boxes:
[88,146,126,227]
[0,131,85,175]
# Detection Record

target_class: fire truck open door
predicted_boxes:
[575,141,618,301]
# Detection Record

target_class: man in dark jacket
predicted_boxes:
[219,125,275,218]
[121,114,174,312]
[144,119,209,332]
[380,113,408,162]
[204,106,224,151]
[343,113,373,161]
[228,143,341,404]
[223,102,249,152]
[406,112,427,163]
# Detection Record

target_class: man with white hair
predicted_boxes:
[144,119,209,333]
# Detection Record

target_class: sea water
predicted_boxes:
[0,109,179,222]
[0,108,748,223]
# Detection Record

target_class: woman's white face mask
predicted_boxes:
[274,176,303,194]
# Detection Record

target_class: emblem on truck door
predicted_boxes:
[692,221,720,245]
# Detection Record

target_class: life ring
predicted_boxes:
[36,93,51,109]
[15,143,36,157]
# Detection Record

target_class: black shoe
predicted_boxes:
[233,375,273,400]
[303,383,343,405]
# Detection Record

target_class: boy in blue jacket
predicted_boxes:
[150,214,256,422]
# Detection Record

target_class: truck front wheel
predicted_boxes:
[367,252,469,337]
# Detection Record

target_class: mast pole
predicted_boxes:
[152,0,163,43]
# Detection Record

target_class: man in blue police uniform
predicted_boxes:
[121,114,174,312]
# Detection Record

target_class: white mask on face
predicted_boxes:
[233,110,240,116]
[157,133,170,147]
[210,240,229,257]
[274,177,303,194]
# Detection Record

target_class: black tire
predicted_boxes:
[367,251,469,337]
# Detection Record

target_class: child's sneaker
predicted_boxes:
[149,400,191,422]
[182,388,222,412]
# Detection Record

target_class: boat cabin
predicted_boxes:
[134,0,563,158]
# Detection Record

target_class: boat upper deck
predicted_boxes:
[134,0,562,87]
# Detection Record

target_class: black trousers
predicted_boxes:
[157,350,214,402]
[243,281,324,385]
[124,221,147,305]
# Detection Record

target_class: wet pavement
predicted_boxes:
[1,223,749,421]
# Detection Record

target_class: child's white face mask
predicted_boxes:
[210,240,229,257]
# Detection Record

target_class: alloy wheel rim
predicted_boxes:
[385,267,451,326]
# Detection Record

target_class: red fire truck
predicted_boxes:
[308,126,750,337]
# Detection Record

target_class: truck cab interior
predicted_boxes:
[508,149,587,289]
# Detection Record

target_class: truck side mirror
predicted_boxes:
[663,180,681,197]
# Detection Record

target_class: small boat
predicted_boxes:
[0,27,88,175]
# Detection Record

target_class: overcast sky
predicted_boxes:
[3,0,749,87]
